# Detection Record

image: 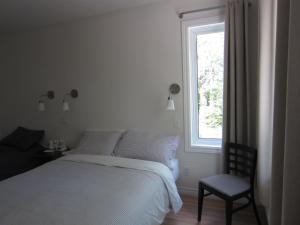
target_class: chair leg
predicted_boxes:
[251,192,262,225]
[225,201,233,225]
[198,183,204,222]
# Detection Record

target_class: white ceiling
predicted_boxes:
[0,0,163,33]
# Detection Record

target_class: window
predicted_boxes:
[183,15,225,152]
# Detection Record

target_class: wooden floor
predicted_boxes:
[163,195,264,225]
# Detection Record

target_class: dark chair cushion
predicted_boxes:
[200,174,250,197]
[1,127,45,151]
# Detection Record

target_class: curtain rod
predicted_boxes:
[178,2,252,19]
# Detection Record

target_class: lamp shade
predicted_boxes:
[38,101,45,112]
[166,97,175,111]
[63,101,70,111]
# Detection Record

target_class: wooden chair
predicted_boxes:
[198,143,262,225]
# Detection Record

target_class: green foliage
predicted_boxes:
[196,32,224,129]
[205,106,223,128]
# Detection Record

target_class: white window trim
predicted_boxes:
[182,13,225,154]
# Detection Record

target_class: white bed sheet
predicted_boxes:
[170,158,179,181]
[0,154,182,225]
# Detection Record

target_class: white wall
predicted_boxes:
[0,0,258,194]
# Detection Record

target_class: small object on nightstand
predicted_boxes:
[53,140,59,150]
[49,140,54,150]
[59,140,67,151]
[48,139,69,151]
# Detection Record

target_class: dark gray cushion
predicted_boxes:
[1,127,45,151]
[114,130,180,168]
[200,174,250,197]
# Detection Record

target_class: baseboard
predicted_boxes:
[178,186,221,201]
[178,186,198,197]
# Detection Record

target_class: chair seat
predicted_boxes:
[200,174,250,198]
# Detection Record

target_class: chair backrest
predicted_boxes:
[225,143,257,187]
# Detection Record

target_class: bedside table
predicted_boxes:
[34,151,65,164]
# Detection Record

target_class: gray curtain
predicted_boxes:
[269,0,290,223]
[222,0,251,170]
[270,0,300,225]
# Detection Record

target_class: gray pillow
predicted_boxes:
[1,127,45,151]
[71,130,124,156]
[114,130,180,168]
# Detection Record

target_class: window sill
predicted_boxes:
[185,145,222,154]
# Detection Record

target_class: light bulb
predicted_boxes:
[166,97,175,111]
[63,101,70,111]
[38,101,45,112]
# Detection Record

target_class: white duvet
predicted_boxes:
[0,154,182,225]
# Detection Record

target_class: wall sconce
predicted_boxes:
[62,89,79,111]
[166,83,180,111]
[38,91,55,112]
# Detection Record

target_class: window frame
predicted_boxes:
[182,13,225,154]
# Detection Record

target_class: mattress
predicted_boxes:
[0,154,182,225]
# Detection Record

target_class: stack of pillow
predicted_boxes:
[71,129,180,178]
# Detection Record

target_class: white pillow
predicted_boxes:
[114,130,180,168]
[71,130,124,156]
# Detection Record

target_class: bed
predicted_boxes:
[0,144,46,181]
[169,158,179,180]
[0,127,46,181]
[0,154,182,225]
